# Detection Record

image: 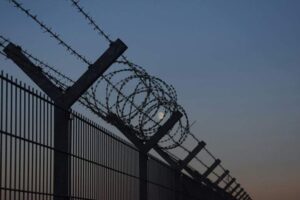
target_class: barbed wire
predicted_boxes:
[68,0,221,155]
[1,28,188,148]
[7,0,192,149]
[68,0,180,108]
[67,0,221,157]
[69,0,113,44]
[9,0,91,65]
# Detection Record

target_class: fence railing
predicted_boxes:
[0,71,235,200]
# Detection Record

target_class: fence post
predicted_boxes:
[53,108,71,199]
[107,111,182,200]
[4,40,127,199]
[139,152,148,200]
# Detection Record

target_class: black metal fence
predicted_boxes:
[0,71,234,200]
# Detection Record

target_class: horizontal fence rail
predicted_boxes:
[0,71,242,200]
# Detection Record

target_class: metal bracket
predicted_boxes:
[106,110,183,153]
[215,170,229,185]
[238,191,246,200]
[178,141,206,171]
[224,178,236,191]
[106,110,182,200]
[235,188,244,198]
[243,194,249,200]
[202,159,221,179]
[230,183,240,195]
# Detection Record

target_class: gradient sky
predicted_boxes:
[1,1,300,200]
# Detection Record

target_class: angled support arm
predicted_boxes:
[106,113,144,149]
[242,193,248,200]
[63,39,127,107]
[184,167,202,181]
[235,188,244,198]
[153,145,222,190]
[202,159,221,178]
[224,178,236,191]
[243,194,249,200]
[230,183,240,195]
[239,192,246,200]
[4,39,127,108]
[5,39,127,200]
[238,191,246,200]
[4,43,62,102]
[153,146,201,179]
[153,146,180,169]
[107,111,182,152]
[215,170,229,185]
[143,111,182,152]
[178,141,206,171]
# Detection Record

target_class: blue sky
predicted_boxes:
[1,1,300,199]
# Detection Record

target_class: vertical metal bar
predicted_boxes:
[18,80,22,200]
[45,94,49,199]
[38,91,42,199]
[68,110,72,199]
[22,82,27,200]
[42,94,46,198]
[14,77,17,200]
[31,87,35,200]
[49,98,53,198]
[9,75,13,200]
[70,113,74,199]
[34,88,38,200]
[80,114,83,198]
[75,114,77,199]
[4,73,8,200]
[53,106,70,200]
[88,120,90,199]
[0,72,3,200]
[139,152,148,200]
[224,177,235,191]
[27,84,31,200]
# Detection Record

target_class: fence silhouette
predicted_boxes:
[0,71,245,200]
[0,1,252,199]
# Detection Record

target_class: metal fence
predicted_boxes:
[0,71,232,200]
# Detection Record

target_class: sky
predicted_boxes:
[1,0,300,200]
